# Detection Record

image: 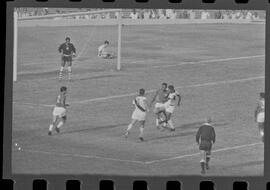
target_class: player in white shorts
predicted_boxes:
[48,86,69,135]
[125,88,149,141]
[254,92,265,142]
[162,85,181,131]
[98,40,115,59]
[150,83,169,129]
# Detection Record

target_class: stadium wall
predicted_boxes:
[18,18,265,27]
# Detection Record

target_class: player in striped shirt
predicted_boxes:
[255,92,265,142]
[48,86,69,135]
[58,37,76,81]
[125,88,149,141]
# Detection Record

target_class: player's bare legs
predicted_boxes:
[67,62,72,81]
[59,60,65,81]
[162,112,175,131]
[258,123,264,142]
[55,116,66,133]
[48,115,58,135]
[154,108,167,129]
[205,151,211,170]
[139,120,145,141]
[125,119,137,138]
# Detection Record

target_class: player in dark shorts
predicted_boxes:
[196,118,216,174]
[58,37,76,81]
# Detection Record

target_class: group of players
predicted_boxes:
[124,82,181,141]
[47,37,265,175]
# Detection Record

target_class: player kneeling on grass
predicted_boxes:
[160,85,181,131]
[48,86,69,135]
[255,92,265,143]
[125,88,149,141]
[196,118,216,175]
[98,40,116,59]
[150,83,169,129]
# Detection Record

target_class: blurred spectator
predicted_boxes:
[130,9,138,19]
[201,11,210,20]
[144,10,151,19]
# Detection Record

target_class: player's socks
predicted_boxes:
[156,119,159,126]
[68,66,72,81]
[206,159,210,170]
[127,124,133,131]
[139,127,144,139]
[200,162,205,174]
[168,120,175,131]
[59,67,64,80]
[124,131,129,138]
[55,121,63,133]
[49,124,54,131]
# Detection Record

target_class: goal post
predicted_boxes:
[117,9,122,71]
[13,8,123,82]
[13,10,18,82]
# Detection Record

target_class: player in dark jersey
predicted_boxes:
[150,83,169,129]
[196,118,216,174]
[48,86,69,135]
[58,37,76,81]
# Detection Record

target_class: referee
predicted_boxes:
[58,37,76,81]
[196,118,216,174]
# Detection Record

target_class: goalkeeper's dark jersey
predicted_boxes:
[196,123,216,143]
[58,42,76,56]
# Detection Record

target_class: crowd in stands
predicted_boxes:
[16,8,265,20]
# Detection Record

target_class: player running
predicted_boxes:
[98,40,115,59]
[125,88,149,141]
[58,37,76,81]
[48,86,69,135]
[150,83,169,129]
[196,118,216,175]
[162,85,181,131]
[255,92,265,142]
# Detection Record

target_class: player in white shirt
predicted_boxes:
[255,92,265,142]
[98,40,115,59]
[162,85,181,131]
[125,88,149,141]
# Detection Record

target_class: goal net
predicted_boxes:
[13,8,122,82]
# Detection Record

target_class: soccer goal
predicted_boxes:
[13,8,123,82]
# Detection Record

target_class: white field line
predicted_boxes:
[13,75,264,107]
[18,149,145,164]
[145,142,263,164]
[69,76,265,104]
[149,54,264,69]
[18,54,264,76]
[16,142,262,165]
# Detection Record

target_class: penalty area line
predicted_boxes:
[145,142,263,164]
